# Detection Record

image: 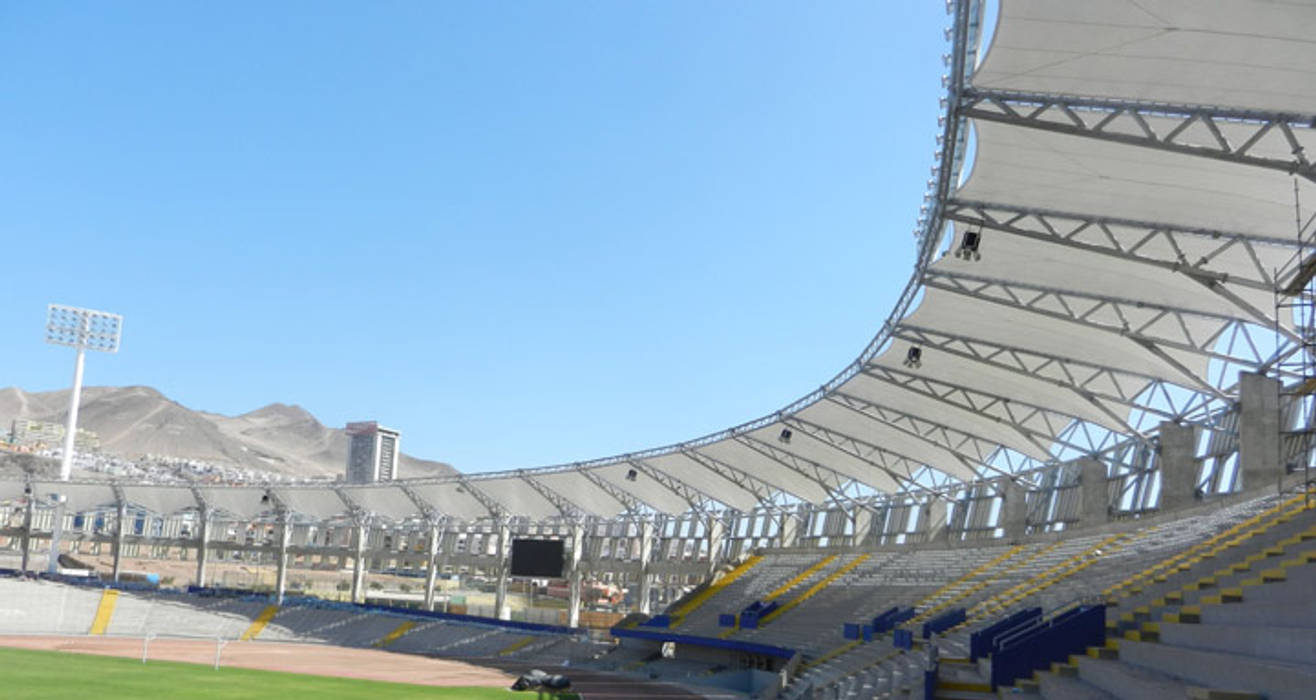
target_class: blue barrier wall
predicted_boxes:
[969,608,1040,661]
[610,626,798,660]
[990,605,1105,691]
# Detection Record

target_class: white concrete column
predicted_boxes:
[1239,371,1282,492]
[705,515,726,577]
[778,512,800,549]
[637,520,655,615]
[194,506,210,588]
[20,491,34,573]
[494,518,511,620]
[423,521,441,611]
[566,522,585,628]
[274,513,291,604]
[922,498,947,542]
[112,501,127,582]
[351,521,368,604]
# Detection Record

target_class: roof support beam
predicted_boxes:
[578,469,650,516]
[944,198,1295,291]
[960,88,1316,182]
[923,270,1250,393]
[626,459,720,515]
[518,472,589,521]
[727,436,862,507]
[455,477,505,520]
[893,324,1169,434]
[777,416,942,489]
[826,392,1008,464]
[679,448,789,505]
[860,365,1093,456]
[821,393,1023,482]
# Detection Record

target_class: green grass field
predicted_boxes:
[0,646,536,699]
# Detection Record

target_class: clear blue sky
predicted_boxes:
[0,2,952,472]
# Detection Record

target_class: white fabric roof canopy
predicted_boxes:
[3,0,1310,524]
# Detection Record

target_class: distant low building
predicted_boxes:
[345,421,400,484]
[8,418,100,453]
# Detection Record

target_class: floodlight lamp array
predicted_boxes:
[45,304,123,353]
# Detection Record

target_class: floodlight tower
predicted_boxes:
[44,304,122,573]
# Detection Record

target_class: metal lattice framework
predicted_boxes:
[4,0,1315,538]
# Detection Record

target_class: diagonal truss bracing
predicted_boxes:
[578,469,651,516]
[680,448,789,505]
[860,365,1092,456]
[922,268,1269,389]
[960,88,1316,181]
[893,323,1169,432]
[943,199,1297,292]
[519,472,589,521]
[627,459,720,515]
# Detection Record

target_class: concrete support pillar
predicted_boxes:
[494,518,510,621]
[852,509,875,546]
[637,520,655,615]
[1001,480,1028,541]
[1240,371,1283,492]
[566,523,585,628]
[351,521,368,604]
[922,499,947,542]
[705,515,726,577]
[112,501,127,582]
[274,514,291,604]
[20,491,34,574]
[194,506,210,588]
[1080,458,1109,526]
[1157,421,1200,511]
[778,512,800,549]
[423,522,441,611]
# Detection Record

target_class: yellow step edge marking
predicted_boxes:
[912,545,1025,622]
[668,554,764,628]
[374,620,417,648]
[760,554,870,626]
[496,634,537,656]
[88,589,120,636]
[239,605,280,641]
[764,554,837,602]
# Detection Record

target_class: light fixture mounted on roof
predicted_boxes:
[778,428,793,444]
[625,469,638,482]
[955,228,982,261]
[904,346,923,369]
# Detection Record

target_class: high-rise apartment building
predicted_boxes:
[344,421,400,484]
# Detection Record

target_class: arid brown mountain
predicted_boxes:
[0,386,455,479]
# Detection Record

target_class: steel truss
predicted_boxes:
[578,469,653,516]
[519,472,589,522]
[959,88,1316,182]
[923,269,1281,383]
[680,448,791,507]
[944,199,1298,297]
[861,365,1094,456]
[729,435,864,508]
[626,459,718,515]
[779,415,936,493]
[823,393,1013,481]
[893,322,1180,433]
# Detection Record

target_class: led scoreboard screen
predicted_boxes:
[509,538,565,578]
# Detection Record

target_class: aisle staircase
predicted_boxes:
[88,589,119,636]
[667,554,763,629]
[239,605,280,641]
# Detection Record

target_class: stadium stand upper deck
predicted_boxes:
[3,0,1316,698]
